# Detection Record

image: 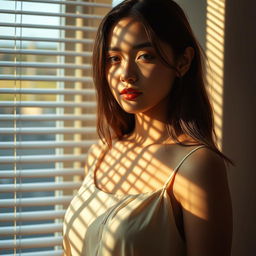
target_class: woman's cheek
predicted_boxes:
[107,67,120,89]
[139,64,159,81]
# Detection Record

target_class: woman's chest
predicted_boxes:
[63,181,184,256]
[95,144,177,195]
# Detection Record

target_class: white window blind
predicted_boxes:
[0,0,111,255]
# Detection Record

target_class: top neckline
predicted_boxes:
[93,177,165,198]
[91,144,205,198]
[91,158,165,198]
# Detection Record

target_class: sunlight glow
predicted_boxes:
[206,0,226,148]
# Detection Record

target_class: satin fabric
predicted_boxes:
[63,145,204,256]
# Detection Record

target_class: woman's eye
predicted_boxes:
[138,53,154,61]
[107,56,121,64]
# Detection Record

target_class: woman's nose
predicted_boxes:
[120,61,138,84]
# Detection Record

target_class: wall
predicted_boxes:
[223,0,256,255]
[175,0,206,49]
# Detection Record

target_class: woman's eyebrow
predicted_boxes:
[107,42,153,51]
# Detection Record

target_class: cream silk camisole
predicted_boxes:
[63,145,205,256]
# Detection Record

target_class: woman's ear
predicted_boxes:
[176,46,195,77]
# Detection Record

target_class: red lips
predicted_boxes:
[120,88,142,100]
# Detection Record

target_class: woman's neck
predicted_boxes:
[127,113,172,146]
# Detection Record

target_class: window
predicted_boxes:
[0,0,111,255]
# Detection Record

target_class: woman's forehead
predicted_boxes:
[106,17,174,60]
[107,17,149,51]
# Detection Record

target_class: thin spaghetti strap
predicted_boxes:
[163,145,206,189]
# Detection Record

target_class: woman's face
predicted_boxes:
[106,17,178,118]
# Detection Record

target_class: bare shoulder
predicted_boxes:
[175,146,226,185]
[169,146,233,255]
[84,139,106,175]
[169,146,232,256]
[171,146,230,218]
[87,139,106,165]
[179,146,226,175]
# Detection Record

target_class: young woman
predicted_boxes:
[63,0,233,255]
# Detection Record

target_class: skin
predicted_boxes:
[105,17,194,144]
[86,17,232,256]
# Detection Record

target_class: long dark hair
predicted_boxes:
[92,0,232,163]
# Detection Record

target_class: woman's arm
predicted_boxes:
[173,147,233,256]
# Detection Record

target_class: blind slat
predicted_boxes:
[1,181,81,192]
[0,236,63,249]
[0,48,92,57]
[0,9,103,19]
[0,154,87,164]
[0,88,95,95]
[0,61,91,69]
[18,0,111,8]
[0,196,73,207]
[0,35,93,44]
[0,75,92,83]
[0,22,97,31]
[0,140,95,149]
[0,101,96,108]
[0,75,92,82]
[0,168,84,178]
[0,223,63,235]
[0,114,96,121]
[3,250,63,256]
[0,127,96,134]
[0,209,65,221]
